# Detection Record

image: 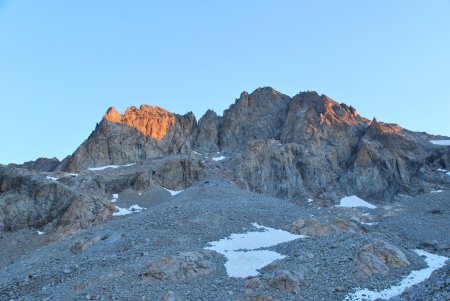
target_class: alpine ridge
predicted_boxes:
[1,87,450,301]
[54,87,449,201]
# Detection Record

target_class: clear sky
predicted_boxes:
[1,0,449,164]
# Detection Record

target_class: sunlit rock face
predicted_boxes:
[104,105,176,140]
[60,106,197,171]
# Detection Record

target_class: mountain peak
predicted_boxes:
[103,105,176,140]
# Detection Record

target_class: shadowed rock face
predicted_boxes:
[0,165,114,233]
[219,88,291,150]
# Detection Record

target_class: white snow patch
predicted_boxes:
[37,231,45,235]
[87,163,135,171]
[193,151,203,155]
[163,188,183,196]
[212,156,226,161]
[307,199,314,203]
[138,192,142,196]
[336,196,377,209]
[344,249,448,301]
[430,140,450,146]
[431,190,443,193]
[361,222,377,226]
[129,204,145,211]
[46,176,58,181]
[112,204,145,216]
[205,223,305,278]
[69,173,78,177]
[111,193,119,203]
[437,168,450,177]
[223,250,285,278]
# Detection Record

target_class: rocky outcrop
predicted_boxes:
[60,106,197,171]
[0,165,113,237]
[140,251,215,280]
[8,157,60,172]
[354,239,410,279]
[0,165,78,230]
[154,158,206,190]
[195,109,220,153]
[219,88,291,150]
[269,270,305,294]
[290,217,362,236]
[104,105,176,140]
[53,195,115,239]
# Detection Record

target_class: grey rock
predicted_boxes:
[140,251,215,281]
[195,109,220,153]
[219,88,291,150]
[59,108,197,172]
[291,218,339,236]
[0,165,80,231]
[354,239,410,279]
[154,158,206,190]
[8,157,60,172]
[269,270,305,294]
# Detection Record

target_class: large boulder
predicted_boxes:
[354,239,410,279]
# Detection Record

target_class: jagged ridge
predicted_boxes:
[26,87,450,200]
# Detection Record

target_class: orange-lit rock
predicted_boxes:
[104,107,122,123]
[103,105,176,140]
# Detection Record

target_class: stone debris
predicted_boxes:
[140,251,215,281]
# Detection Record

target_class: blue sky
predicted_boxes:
[0,0,449,164]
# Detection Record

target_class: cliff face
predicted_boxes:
[104,105,176,140]
[59,106,197,171]
[45,87,450,199]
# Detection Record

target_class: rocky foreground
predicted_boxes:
[1,87,449,300]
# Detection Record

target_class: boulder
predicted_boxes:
[354,239,410,279]
[140,251,215,281]
[269,270,305,294]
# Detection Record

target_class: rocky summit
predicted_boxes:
[1,87,450,301]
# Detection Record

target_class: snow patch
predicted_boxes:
[307,199,314,203]
[430,140,450,146]
[46,176,58,181]
[223,250,285,278]
[431,190,443,193]
[69,173,78,177]
[37,231,45,235]
[113,204,145,216]
[361,222,377,226]
[193,151,203,155]
[111,193,119,203]
[336,196,377,209]
[344,249,448,301]
[212,156,226,161]
[163,188,183,196]
[437,168,450,177]
[205,223,305,278]
[88,163,135,171]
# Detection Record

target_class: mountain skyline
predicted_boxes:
[1,1,449,164]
